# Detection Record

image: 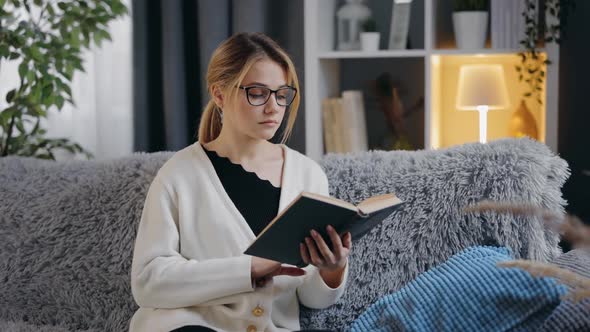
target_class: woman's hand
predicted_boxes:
[251,256,305,288]
[300,225,351,272]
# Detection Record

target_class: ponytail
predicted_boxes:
[198,100,223,144]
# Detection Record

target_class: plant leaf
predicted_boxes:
[18,62,28,80]
[6,89,16,103]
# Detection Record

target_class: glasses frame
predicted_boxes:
[238,85,297,107]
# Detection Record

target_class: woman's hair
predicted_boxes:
[197,32,301,144]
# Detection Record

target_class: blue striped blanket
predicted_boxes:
[350,246,567,332]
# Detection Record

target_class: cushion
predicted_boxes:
[540,248,590,331]
[349,246,566,331]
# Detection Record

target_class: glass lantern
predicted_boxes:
[336,0,371,51]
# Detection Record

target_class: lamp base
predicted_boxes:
[476,105,489,144]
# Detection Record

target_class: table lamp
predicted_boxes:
[456,64,510,143]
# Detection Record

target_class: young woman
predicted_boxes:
[130,32,351,332]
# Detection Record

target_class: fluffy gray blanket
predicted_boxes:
[0,138,569,331]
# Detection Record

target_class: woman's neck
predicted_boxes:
[204,130,279,164]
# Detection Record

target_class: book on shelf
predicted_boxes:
[322,99,336,153]
[321,90,368,154]
[331,98,346,153]
[342,90,369,152]
[322,98,344,153]
[389,0,413,50]
[244,191,404,266]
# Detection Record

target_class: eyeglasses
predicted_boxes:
[238,85,297,107]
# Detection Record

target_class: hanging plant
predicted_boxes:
[0,0,128,159]
[516,0,575,106]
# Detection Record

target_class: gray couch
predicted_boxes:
[0,138,583,331]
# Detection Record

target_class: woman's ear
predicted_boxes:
[212,85,224,108]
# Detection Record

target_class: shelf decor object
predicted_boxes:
[455,64,510,144]
[509,99,539,140]
[360,17,380,51]
[336,0,372,51]
[452,0,489,49]
[389,0,413,50]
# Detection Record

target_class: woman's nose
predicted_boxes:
[264,93,281,113]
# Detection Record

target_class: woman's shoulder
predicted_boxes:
[283,144,327,178]
[153,142,207,184]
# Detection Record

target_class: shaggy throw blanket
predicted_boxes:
[0,138,569,331]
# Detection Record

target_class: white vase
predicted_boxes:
[452,11,488,49]
[360,32,380,52]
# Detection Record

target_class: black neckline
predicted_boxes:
[201,144,281,190]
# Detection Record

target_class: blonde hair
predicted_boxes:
[197,32,301,144]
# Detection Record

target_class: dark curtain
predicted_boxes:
[558,1,590,225]
[132,0,306,153]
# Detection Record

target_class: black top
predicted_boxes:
[201,144,281,236]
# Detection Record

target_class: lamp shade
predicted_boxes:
[456,64,510,111]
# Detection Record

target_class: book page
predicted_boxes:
[357,193,402,215]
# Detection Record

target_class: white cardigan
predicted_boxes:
[130,142,348,332]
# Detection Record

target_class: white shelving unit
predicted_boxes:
[304,0,560,161]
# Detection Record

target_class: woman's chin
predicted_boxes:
[255,129,278,140]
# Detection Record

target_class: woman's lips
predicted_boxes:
[259,120,278,126]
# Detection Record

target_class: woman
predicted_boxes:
[130,32,351,332]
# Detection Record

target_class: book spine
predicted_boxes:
[342,90,369,152]
[389,1,412,50]
[332,98,345,153]
[321,98,335,153]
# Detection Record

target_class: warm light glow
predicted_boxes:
[456,64,510,144]
[456,65,510,111]
[431,54,547,148]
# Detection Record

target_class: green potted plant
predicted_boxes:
[452,0,489,49]
[0,0,128,159]
[360,17,379,52]
[516,0,575,107]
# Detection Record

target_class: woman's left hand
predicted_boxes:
[300,225,351,272]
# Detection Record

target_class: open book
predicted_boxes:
[244,192,403,267]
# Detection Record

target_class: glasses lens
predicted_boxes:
[276,87,296,106]
[247,87,270,106]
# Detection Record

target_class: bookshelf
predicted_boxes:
[303,0,560,161]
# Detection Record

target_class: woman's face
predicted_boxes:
[223,58,291,141]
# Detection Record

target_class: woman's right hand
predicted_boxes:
[251,257,306,288]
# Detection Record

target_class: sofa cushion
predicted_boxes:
[0,153,172,331]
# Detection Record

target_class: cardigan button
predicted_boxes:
[247,325,257,332]
[252,306,264,317]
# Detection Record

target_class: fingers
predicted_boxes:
[305,234,324,266]
[255,265,306,288]
[305,236,322,265]
[300,242,310,265]
[343,232,352,250]
[310,229,336,265]
[327,225,344,259]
